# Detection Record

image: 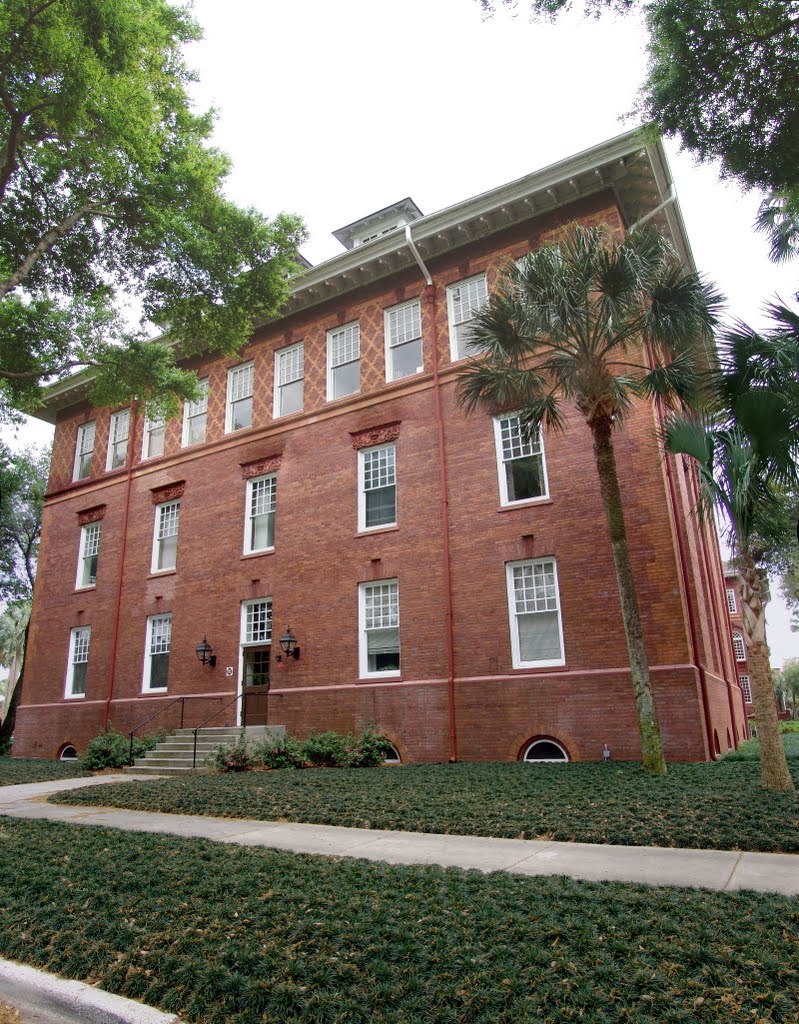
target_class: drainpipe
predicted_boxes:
[406,225,458,762]
[632,184,677,230]
[104,399,138,730]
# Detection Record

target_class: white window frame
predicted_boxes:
[75,522,101,590]
[182,379,209,447]
[446,273,488,361]
[726,588,737,615]
[739,674,752,703]
[226,362,254,433]
[384,299,423,382]
[243,474,277,554]
[493,414,549,506]
[142,613,171,692]
[358,443,397,533]
[106,409,130,471]
[506,558,565,669]
[241,599,273,646]
[732,630,746,662]
[274,342,304,418]
[73,422,96,481]
[65,626,91,699]
[326,322,361,401]
[142,413,166,460]
[359,579,401,679]
[151,500,180,574]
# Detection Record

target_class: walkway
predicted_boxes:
[2,774,798,895]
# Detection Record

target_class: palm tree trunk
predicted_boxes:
[737,553,795,792]
[591,417,666,773]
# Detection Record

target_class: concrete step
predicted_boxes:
[123,724,286,776]
[123,764,214,776]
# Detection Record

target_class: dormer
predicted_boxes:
[332,198,424,251]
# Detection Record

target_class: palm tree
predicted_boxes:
[666,306,799,791]
[457,223,721,773]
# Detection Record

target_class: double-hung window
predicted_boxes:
[143,614,171,691]
[143,414,166,459]
[65,626,91,698]
[327,323,360,400]
[447,273,488,360]
[732,631,746,662]
[152,500,180,573]
[106,410,130,470]
[73,422,95,481]
[182,379,209,446]
[227,363,253,432]
[241,599,272,689]
[358,444,397,531]
[275,343,304,417]
[726,588,737,615]
[244,475,276,554]
[506,559,565,668]
[359,579,400,677]
[76,522,101,589]
[385,300,423,381]
[494,414,548,505]
[739,675,752,703]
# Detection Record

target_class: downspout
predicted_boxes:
[406,225,458,762]
[103,399,138,730]
[632,184,677,229]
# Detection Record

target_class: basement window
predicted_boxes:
[522,738,569,762]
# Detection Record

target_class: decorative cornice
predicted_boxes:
[241,455,282,479]
[349,421,401,450]
[77,505,106,526]
[151,481,185,504]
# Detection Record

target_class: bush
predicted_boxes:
[780,721,799,733]
[82,726,166,770]
[302,730,347,767]
[213,725,394,773]
[251,735,306,770]
[340,723,395,767]
[211,736,252,773]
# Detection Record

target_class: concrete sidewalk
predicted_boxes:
[1,774,798,895]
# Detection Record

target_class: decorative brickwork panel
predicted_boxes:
[350,421,401,450]
[77,505,107,525]
[241,455,282,479]
[150,481,185,504]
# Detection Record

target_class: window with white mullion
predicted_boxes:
[732,630,746,662]
[65,626,91,698]
[151,500,180,573]
[143,613,171,691]
[494,414,548,505]
[227,363,254,433]
[243,599,272,645]
[106,410,130,470]
[385,300,423,381]
[739,674,752,703]
[358,444,397,531]
[507,559,565,668]
[142,413,166,459]
[183,379,209,446]
[447,274,488,360]
[73,422,96,481]
[245,475,276,553]
[275,343,304,417]
[76,522,101,589]
[327,323,360,400]
[360,579,400,677]
[726,588,737,615]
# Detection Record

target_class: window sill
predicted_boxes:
[141,687,168,695]
[510,661,567,672]
[74,585,96,593]
[148,569,177,579]
[356,525,399,538]
[358,672,402,682]
[63,693,86,701]
[241,549,275,560]
[498,497,553,512]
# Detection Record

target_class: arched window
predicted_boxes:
[383,743,401,764]
[522,738,569,763]
[59,744,78,760]
[732,631,746,662]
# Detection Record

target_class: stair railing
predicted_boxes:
[192,692,248,770]
[128,696,188,766]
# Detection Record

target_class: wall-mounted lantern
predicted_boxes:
[278,626,300,661]
[195,636,216,668]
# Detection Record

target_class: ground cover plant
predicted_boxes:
[51,759,799,852]
[0,817,796,1024]
[0,757,91,787]
[724,734,799,762]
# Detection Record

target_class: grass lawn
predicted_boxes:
[0,817,797,1024]
[0,757,92,787]
[50,758,799,852]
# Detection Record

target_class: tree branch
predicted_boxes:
[0,202,99,298]
[0,359,99,384]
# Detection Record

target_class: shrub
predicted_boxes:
[340,723,395,767]
[780,721,799,734]
[302,730,347,767]
[82,727,166,770]
[251,735,306,770]
[211,736,252,773]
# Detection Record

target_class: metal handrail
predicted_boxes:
[128,696,187,766]
[192,691,248,769]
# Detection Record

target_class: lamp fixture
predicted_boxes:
[278,626,300,661]
[195,636,216,667]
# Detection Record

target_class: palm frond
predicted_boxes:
[639,350,702,407]
[755,192,799,264]
[455,361,547,417]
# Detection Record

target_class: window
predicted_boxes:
[65,626,91,698]
[182,379,209,446]
[241,600,272,691]
[275,343,304,417]
[73,422,95,481]
[106,410,130,471]
[143,613,171,691]
[385,300,423,381]
[76,522,101,589]
[242,599,272,644]
[358,444,397,531]
[522,738,569,762]
[143,414,166,459]
[327,322,360,401]
[732,630,746,662]
[726,588,737,615]
[244,475,276,553]
[59,745,79,760]
[739,674,752,703]
[151,500,180,573]
[227,362,254,432]
[494,414,548,505]
[447,273,488,360]
[506,559,565,668]
[359,580,400,677]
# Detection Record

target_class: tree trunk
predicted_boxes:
[591,417,666,773]
[0,618,29,753]
[737,552,795,792]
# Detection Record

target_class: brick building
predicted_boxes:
[16,131,749,763]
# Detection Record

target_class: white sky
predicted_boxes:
[7,0,797,666]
